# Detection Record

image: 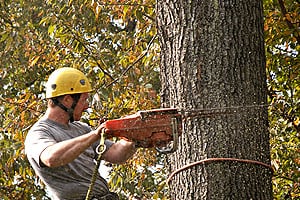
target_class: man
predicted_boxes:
[25,67,136,200]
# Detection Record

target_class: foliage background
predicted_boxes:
[264,0,300,198]
[0,0,299,199]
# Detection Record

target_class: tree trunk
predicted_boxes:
[156,0,273,199]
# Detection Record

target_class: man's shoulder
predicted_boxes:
[30,118,59,131]
[70,120,92,132]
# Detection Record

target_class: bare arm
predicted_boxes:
[102,139,136,164]
[40,122,136,167]
[40,130,100,168]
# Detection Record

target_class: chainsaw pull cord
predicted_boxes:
[85,128,106,200]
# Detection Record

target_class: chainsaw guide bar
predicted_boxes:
[103,108,182,153]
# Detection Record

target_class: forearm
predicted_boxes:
[102,139,136,164]
[40,131,99,167]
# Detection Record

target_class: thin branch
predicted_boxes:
[104,35,157,88]
[95,2,154,9]
[55,14,115,81]
[274,175,298,182]
[142,13,155,22]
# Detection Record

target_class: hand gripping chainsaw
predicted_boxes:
[102,108,182,153]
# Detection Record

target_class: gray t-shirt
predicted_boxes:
[25,118,113,200]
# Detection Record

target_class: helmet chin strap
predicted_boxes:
[52,94,81,122]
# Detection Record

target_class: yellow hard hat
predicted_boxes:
[46,67,93,98]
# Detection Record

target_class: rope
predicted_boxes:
[166,157,273,184]
[179,104,269,119]
[165,104,272,183]
[85,129,107,200]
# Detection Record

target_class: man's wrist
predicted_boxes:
[93,127,105,137]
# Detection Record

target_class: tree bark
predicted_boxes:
[156,0,273,199]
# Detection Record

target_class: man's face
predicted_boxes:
[73,93,90,121]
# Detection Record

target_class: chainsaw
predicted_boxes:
[102,108,182,153]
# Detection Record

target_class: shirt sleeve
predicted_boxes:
[25,124,57,168]
[104,139,114,149]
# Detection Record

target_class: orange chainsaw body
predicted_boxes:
[103,108,182,148]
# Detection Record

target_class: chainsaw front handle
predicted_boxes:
[156,117,179,154]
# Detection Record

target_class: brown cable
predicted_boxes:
[166,157,273,184]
